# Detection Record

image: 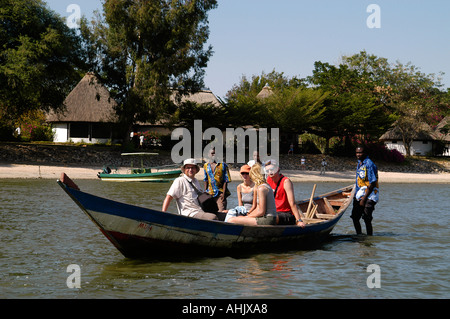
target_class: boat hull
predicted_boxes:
[97,169,181,182]
[58,176,354,259]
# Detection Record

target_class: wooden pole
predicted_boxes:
[308,203,318,219]
[305,184,317,218]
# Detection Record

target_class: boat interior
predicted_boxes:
[296,185,353,224]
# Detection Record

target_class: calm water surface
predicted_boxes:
[0,178,448,299]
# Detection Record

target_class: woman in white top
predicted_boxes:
[227,163,277,226]
[237,164,257,212]
[224,164,257,222]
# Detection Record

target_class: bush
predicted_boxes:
[0,122,15,141]
[15,110,54,142]
[328,138,405,163]
[19,123,54,141]
[366,142,405,163]
[30,125,54,141]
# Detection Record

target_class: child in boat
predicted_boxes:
[224,164,257,222]
[227,164,277,226]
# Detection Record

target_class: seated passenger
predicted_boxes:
[224,164,257,222]
[162,158,219,221]
[265,160,305,227]
[227,164,277,226]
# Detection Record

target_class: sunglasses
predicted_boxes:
[241,172,249,175]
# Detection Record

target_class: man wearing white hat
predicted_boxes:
[162,158,219,220]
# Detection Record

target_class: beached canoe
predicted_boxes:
[97,168,182,182]
[58,173,354,259]
[97,152,181,182]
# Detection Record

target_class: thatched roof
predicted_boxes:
[177,90,221,107]
[46,73,118,123]
[434,116,450,142]
[47,73,221,125]
[379,122,439,141]
[256,83,273,99]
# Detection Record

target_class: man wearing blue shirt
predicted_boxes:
[351,145,379,235]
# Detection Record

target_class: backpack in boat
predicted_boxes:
[186,179,219,213]
[197,192,219,213]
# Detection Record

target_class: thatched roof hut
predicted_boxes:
[256,83,273,99]
[434,116,450,142]
[379,123,438,141]
[379,121,450,156]
[47,73,118,123]
[46,72,222,143]
[177,90,222,107]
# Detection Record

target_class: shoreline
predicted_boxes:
[1,163,449,183]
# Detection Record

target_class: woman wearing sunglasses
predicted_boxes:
[226,163,277,226]
[224,165,257,222]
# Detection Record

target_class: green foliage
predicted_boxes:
[15,110,54,141]
[0,121,14,141]
[264,87,327,133]
[299,133,326,154]
[308,59,395,140]
[224,70,321,131]
[170,100,226,131]
[225,51,446,157]
[226,69,306,102]
[0,0,86,123]
[81,0,218,138]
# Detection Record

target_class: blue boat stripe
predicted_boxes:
[67,188,243,236]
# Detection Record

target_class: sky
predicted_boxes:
[45,0,450,99]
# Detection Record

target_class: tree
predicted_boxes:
[308,60,395,153]
[387,62,446,155]
[82,0,218,141]
[264,86,327,134]
[0,0,85,129]
[225,69,305,103]
[224,70,306,128]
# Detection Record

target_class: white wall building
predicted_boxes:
[380,118,449,156]
[46,73,118,144]
[47,73,223,144]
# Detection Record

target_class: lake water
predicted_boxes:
[0,178,448,300]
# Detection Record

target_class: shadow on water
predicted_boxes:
[111,237,347,264]
[325,231,412,248]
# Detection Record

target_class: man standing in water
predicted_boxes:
[351,145,379,235]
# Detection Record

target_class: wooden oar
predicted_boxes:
[305,184,317,218]
[308,203,318,219]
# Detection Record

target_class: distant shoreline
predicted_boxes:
[1,163,449,183]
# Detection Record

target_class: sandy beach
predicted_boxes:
[1,163,449,183]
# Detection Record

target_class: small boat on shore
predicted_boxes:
[58,173,354,259]
[97,152,181,182]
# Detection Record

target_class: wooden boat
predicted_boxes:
[58,173,354,259]
[97,152,181,182]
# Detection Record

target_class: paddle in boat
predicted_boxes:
[58,173,354,259]
[97,152,181,182]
